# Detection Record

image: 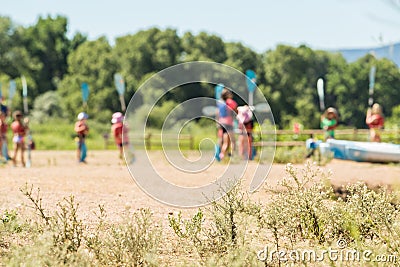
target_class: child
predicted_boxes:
[111,112,129,159]
[217,88,237,160]
[10,111,28,167]
[0,111,7,162]
[237,105,254,160]
[320,107,338,140]
[74,112,89,163]
[366,103,384,142]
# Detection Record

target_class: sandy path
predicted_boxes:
[0,150,399,222]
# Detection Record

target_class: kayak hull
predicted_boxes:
[326,139,400,163]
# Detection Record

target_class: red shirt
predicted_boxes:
[0,120,7,135]
[366,114,384,129]
[75,121,89,136]
[11,121,26,136]
[218,98,238,126]
[112,122,129,145]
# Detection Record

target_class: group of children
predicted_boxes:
[0,106,129,167]
[74,111,129,164]
[320,103,384,142]
[1,92,386,166]
[215,86,386,162]
[216,87,255,161]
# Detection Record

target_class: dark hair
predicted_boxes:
[221,88,233,101]
[13,110,23,119]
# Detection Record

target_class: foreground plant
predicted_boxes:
[6,184,160,266]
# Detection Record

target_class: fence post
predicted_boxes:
[145,133,152,150]
[189,135,194,150]
[353,128,358,141]
[103,133,109,150]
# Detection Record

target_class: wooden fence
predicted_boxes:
[103,133,194,150]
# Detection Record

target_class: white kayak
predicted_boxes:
[324,139,400,163]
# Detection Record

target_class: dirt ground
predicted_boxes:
[1,150,399,223]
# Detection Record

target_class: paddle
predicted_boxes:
[81,82,90,112]
[317,78,325,112]
[9,80,16,105]
[245,70,257,106]
[214,83,224,161]
[21,76,32,167]
[368,66,376,107]
[21,76,28,114]
[215,83,224,100]
[114,73,126,112]
[202,106,218,117]
[253,103,271,113]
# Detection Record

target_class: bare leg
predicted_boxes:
[220,133,230,159]
[246,134,252,159]
[12,143,19,166]
[238,134,244,158]
[119,145,123,159]
[228,130,235,155]
[20,143,25,167]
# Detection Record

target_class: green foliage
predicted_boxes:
[181,32,227,62]
[1,15,400,130]
[58,37,119,121]
[29,118,110,150]
[31,91,63,123]
[273,147,307,164]
[7,185,160,266]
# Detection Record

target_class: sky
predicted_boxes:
[1,0,399,52]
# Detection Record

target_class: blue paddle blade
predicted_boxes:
[369,66,376,91]
[9,80,16,100]
[215,83,224,100]
[21,76,28,97]
[202,105,218,116]
[114,73,125,95]
[81,83,90,102]
[245,69,257,93]
[215,144,221,161]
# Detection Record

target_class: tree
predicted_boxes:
[30,91,63,123]
[263,45,335,128]
[113,28,182,94]
[0,16,40,83]
[20,15,72,95]
[181,32,227,63]
[224,42,262,73]
[58,37,118,122]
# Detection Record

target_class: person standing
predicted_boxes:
[237,105,254,160]
[366,103,384,142]
[10,111,28,167]
[111,112,128,159]
[217,88,237,160]
[320,107,338,140]
[74,112,89,163]
[0,111,8,162]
